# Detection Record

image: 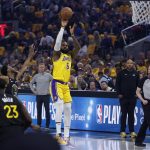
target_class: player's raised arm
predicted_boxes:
[53,20,68,61]
[16,45,37,81]
[69,24,81,58]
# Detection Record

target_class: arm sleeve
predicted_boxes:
[54,27,65,51]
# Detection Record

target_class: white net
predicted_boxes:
[130,1,150,24]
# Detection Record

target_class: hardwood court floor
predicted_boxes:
[60,130,150,150]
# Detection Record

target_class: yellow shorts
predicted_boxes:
[50,79,72,103]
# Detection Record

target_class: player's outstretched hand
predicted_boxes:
[69,24,76,35]
[61,20,68,28]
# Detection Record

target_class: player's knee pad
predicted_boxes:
[54,98,64,122]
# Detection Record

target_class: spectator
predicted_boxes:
[98,71,104,79]
[100,32,113,58]
[99,67,115,89]
[100,81,115,92]
[80,81,88,90]
[77,68,85,76]
[0,46,36,95]
[89,81,97,91]
[77,62,84,69]
[39,32,54,50]
[105,54,115,66]
[69,74,77,90]
[89,75,101,90]
[139,70,146,79]
[93,30,101,56]
[78,41,88,57]
[20,73,31,89]
[77,75,87,90]
[84,64,93,83]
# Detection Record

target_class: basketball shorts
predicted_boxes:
[50,79,72,103]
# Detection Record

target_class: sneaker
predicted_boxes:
[135,143,146,147]
[44,127,50,131]
[64,137,75,148]
[130,132,137,138]
[130,138,135,142]
[44,127,50,133]
[55,134,67,145]
[39,127,50,133]
[120,132,127,138]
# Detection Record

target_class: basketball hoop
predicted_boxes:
[130,1,150,24]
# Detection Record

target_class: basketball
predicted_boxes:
[60,7,73,21]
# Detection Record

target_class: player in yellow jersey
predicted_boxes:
[50,20,80,145]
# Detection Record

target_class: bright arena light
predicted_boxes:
[85,123,89,128]
[90,100,93,105]
[87,115,90,121]
[88,106,93,114]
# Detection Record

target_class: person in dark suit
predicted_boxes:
[116,59,139,138]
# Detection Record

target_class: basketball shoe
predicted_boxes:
[55,134,67,145]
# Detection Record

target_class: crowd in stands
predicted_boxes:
[0,0,150,91]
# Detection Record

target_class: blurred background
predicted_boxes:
[0,0,150,91]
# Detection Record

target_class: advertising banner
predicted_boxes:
[18,94,147,133]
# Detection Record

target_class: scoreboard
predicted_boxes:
[0,21,18,37]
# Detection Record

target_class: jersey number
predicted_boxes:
[4,105,19,119]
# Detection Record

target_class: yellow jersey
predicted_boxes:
[53,53,71,82]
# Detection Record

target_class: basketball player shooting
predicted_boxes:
[50,15,80,145]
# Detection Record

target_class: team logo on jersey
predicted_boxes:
[62,56,71,61]
[96,104,103,124]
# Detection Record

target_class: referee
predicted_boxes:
[135,65,150,147]
[30,62,53,129]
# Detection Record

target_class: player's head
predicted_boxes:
[61,41,69,54]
